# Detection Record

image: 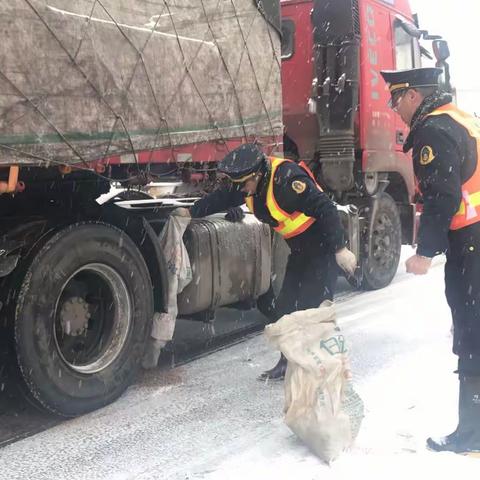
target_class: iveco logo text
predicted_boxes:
[366,4,380,101]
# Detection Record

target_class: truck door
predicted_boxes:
[359,1,396,173]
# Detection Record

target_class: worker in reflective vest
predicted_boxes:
[190,143,357,380]
[382,67,480,456]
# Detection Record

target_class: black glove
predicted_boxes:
[224,207,245,223]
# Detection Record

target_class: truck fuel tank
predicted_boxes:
[177,214,272,316]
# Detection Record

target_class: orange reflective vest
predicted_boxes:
[245,157,321,239]
[426,104,480,230]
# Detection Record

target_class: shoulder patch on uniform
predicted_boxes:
[420,145,436,166]
[292,180,306,194]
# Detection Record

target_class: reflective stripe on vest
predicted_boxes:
[245,157,319,239]
[426,104,480,230]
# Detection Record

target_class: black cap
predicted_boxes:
[217,144,266,182]
[380,67,443,94]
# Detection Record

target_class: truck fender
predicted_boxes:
[100,203,168,314]
[0,220,54,280]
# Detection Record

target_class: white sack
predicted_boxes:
[265,301,364,463]
[143,215,192,369]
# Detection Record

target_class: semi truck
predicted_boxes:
[0,0,450,417]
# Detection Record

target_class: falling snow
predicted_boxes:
[0,248,479,479]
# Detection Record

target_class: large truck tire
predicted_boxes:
[360,193,402,290]
[13,222,153,417]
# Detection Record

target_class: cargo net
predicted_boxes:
[0,0,282,182]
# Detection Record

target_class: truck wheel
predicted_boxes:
[13,222,153,417]
[360,193,401,290]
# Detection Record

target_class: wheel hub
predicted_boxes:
[54,263,132,374]
[59,296,91,336]
[372,214,395,266]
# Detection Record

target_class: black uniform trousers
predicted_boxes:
[270,246,338,322]
[445,223,480,375]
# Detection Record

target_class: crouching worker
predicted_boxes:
[187,143,356,380]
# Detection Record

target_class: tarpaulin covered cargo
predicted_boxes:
[0,0,282,167]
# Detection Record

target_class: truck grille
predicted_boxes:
[317,135,355,163]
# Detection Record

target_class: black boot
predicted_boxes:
[427,375,480,455]
[258,354,287,381]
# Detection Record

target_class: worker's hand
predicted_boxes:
[406,254,432,275]
[170,207,191,218]
[335,247,357,276]
[225,207,245,223]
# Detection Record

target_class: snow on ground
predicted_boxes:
[1,247,479,479]
[199,250,480,480]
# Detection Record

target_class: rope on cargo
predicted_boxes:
[72,0,99,60]
[118,0,222,167]
[228,5,280,145]
[256,1,282,73]
[234,1,281,110]
[21,0,176,177]
[12,0,208,178]
[137,0,223,162]
[229,0,276,143]
[162,14,215,118]
[199,0,248,140]
[258,2,282,100]
[22,0,143,175]
[0,143,178,184]
[224,8,257,124]
[255,0,282,36]
[161,0,229,149]
[8,1,279,178]
[95,1,176,166]
[208,0,280,148]
[0,70,91,170]
[73,0,177,168]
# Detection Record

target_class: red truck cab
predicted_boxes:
[280,0,449,289]
[281,0,420,195]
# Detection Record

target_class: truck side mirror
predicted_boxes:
[433,40,450,62]
[398,18,421,38]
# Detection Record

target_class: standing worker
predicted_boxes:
[381,67,480,455]
[187,143,357,380]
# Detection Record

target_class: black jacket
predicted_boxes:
[410,112,479,257]
[191,161,345,254]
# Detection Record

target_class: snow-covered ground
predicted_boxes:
[1,247,479,479]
